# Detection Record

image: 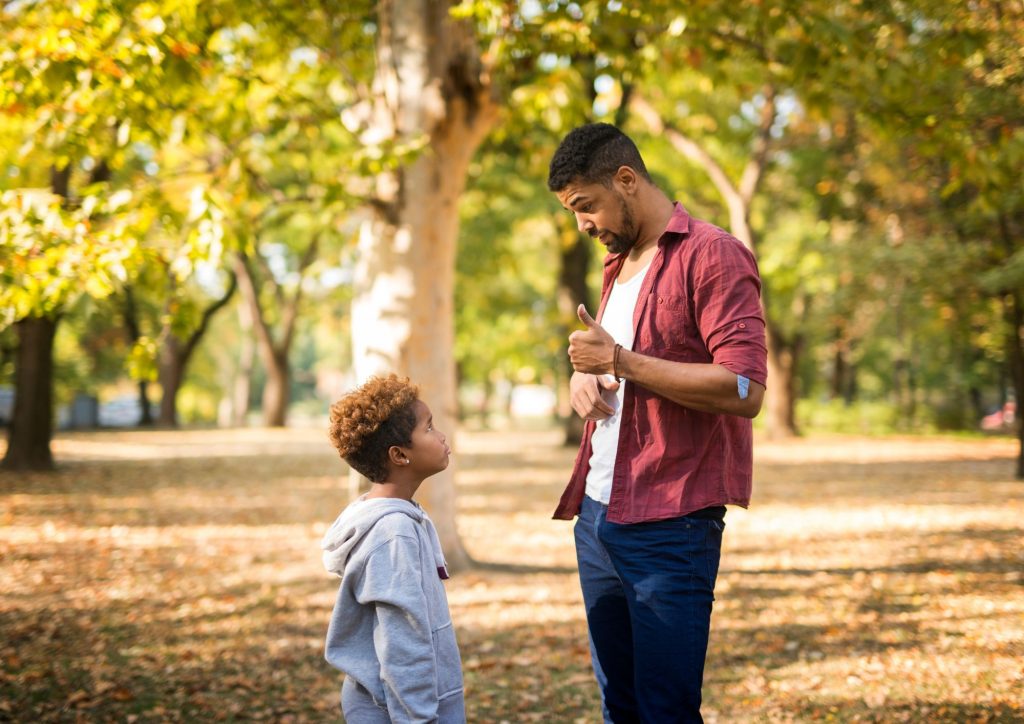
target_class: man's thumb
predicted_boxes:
[577,304,597,328]
[598,374,620,391]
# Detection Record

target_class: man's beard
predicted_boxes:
[590,195,638,255]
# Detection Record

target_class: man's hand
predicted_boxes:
[568,304,616,375]
[570,372,620,421]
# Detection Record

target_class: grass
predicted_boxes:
[1,427,1022,722]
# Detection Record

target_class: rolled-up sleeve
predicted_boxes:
[693,235,768,387]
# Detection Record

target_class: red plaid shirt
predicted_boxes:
[554,203,768,524]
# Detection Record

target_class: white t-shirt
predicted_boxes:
[585,262,651,504]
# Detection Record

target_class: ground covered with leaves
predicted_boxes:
[1,427,1022,722]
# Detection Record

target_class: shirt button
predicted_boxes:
[738,322,746,329]
[658,296,664,303]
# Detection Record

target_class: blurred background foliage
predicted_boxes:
[1,0,1021,468]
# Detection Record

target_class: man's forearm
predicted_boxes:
[616,348,764,418]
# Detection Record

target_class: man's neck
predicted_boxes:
[629,192,675,260]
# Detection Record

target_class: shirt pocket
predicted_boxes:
[431,620,464,700]
[641,292,691,356]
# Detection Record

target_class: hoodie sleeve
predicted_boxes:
[355,532,439,723]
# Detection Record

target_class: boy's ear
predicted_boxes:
[387,445,409,466]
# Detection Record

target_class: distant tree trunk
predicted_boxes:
[1003,290,1024,479]
[478,375,493,428]
[2,316,58,471]
[557,224,592,446]
[995,214,1024,479]
[765,322,801,439]
[122,287,153,426]
[157,275,237,427]
[261,349,289,428]
[231,301,255,427]
[350,0,499,572]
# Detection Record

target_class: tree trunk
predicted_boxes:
[122,287,153,426]
[1003,291,1024,479]
[351,0,498,572]
[2,316,58,471]
[232,301,255,427]
[261,350,289,428]
[557,224,592,446]
[157,333,186,427]
[765,322,800,439]
[137,381,154,426]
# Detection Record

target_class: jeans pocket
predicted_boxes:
[703,519,724,590]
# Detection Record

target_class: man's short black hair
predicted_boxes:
[547,123,651,192]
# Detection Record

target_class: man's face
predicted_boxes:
[555,179,638,255]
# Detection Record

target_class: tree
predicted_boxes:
[0,0,237,463]
[0,186,140,468]
[341,0,501,570]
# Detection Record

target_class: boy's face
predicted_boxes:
[403,400,450,478]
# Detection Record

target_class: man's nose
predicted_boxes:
[576,215,591,234]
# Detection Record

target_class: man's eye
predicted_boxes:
[581,204,592,212]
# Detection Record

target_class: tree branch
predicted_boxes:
[738,85,778,206]
[279,234,321,354]
[183,272,238,362]
[630,93,740,205]
[234,252,278,355]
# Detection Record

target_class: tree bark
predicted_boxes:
[261,349,290,428]
[2,316,58,471]
[122,287,154,426]
[157,333,186,427]
[350,0,499,572]
[231,300,255,427]
[557,224,592,446]
[765,322,800,440]
[1003,290,1024,479]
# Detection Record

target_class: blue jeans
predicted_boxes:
[574,496,724,724]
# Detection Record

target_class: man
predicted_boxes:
[549,123,767,723]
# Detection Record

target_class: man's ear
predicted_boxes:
[388,445,408,466]
[614,165,639,195]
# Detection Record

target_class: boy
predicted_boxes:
[321,374,465,723]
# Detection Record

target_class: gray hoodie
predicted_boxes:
[322,497,465,723]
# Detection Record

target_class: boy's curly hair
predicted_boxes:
[328,375,420,483]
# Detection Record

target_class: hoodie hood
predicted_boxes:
[321,496,449,579]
